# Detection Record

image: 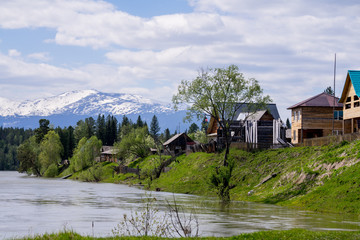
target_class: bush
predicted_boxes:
[43,163,59,177]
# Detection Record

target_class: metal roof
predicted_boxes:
[287,92,342,109]
[339,70,360,103]
[163,133,194,146]
[233,103,281,120]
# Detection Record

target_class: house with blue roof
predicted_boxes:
[339,70,360,133]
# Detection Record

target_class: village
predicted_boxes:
[98,70,360,163]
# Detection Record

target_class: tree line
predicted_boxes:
[0,127,34,170]
[14,113,205,176]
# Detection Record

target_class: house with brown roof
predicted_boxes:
[338,70,360,134]
[163,133,195,155]
[287,92,344,144]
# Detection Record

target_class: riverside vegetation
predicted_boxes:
[62,139,360,215]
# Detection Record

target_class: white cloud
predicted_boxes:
[27,52,51,62]
[8,49,21,57]
[1,0,360,120]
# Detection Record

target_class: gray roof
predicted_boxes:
[233,103,281,120]
[163,133,194,146]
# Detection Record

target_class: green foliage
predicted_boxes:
[0,127,33,170]
[19,229,360,240]
[188,123,199,134]
[76,164,104,182]
[324,86,335,95]
[35,119,50,143]
[172,64,271,201]
[39,131,63,175]
[150,115,160,140]
[71,136,102,172]
[17,136,41,176]
[115,126,153,161]
[210,157,235,202]
[43,163,59,178]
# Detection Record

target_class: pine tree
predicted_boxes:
[150,115,160,140]
[96,114,106,144]
[164,128,171,141]
[286,118,291,129]
[136,115,144,128]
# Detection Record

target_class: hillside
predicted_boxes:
[64,139,360,215]
[137,140,360,215]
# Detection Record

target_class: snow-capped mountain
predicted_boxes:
[0,90,191,131]
[0,90,173,117]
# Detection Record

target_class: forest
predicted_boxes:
[4,114,206,173]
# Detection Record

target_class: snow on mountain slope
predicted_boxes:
[0,90,174,117]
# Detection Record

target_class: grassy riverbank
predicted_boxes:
[65,139,360,215]
[21,229,360,240]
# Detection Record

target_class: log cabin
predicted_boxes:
[163,133,195,155]
[207,103,286,149]
[287,92,343,144]
[338,70,360,134]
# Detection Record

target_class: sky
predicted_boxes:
[1,0,360,120]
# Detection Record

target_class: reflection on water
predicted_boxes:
[1,171,360,239]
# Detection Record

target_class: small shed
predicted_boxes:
[100,146,119,162]
[163,133,195,155]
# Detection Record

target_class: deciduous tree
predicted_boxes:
[173,64,271,201]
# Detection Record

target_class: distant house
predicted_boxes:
[99,146,119,162]
[287,92,344,144]
[207,103,286,149]
[339,70,360,134]
[163,133,195,155]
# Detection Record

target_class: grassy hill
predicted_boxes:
[67,139,360,215]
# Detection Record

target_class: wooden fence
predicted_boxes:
[301,132,360,147]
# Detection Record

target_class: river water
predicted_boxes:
[1,171,360,239]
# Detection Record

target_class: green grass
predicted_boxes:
[20,229,360,240]
[60,139,360,215]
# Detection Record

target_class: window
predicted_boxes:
[355,95,359,101]
[293,130,296,141]
[355,102,360,108]
[293,111,295,121]
[346,96,352,102]
[346,103,351,109]
[334,110,343,120]
[296,111,300,121]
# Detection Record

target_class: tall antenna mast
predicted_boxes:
[332,53,336,135]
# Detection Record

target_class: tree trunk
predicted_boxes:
[223,128,230,166]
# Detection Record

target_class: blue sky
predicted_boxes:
[1,0,360,120]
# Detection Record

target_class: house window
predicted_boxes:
[354,95,360,108]
[346,103,351,109]
[334,110,343,120]
[296,111,300,121]
[346,96,352,102]
[293,111,296,121]
[293,130,296,141]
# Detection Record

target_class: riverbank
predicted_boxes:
[20,229,360,240]
[64,139,360,215]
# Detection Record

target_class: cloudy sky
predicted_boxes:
[1,0,359,120]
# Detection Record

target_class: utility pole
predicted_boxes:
[332,53,336,135]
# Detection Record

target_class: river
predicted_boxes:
[1,171,360,239]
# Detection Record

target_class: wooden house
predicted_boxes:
[339,70,360,134]
[163,133,195,155]
[207,103,286,149]
[99,146,119,162]
[287,92,343,144]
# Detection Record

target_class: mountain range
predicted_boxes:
[0,90,192,132]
